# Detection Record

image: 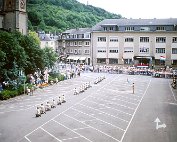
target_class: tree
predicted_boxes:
[43,47,58,69]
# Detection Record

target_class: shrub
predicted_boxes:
[18,85,25,95]
[0,90,18,100]
[58,74,65,81]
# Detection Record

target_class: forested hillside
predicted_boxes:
[27,0,122,32]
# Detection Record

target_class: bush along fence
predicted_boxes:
[0,73,65,100]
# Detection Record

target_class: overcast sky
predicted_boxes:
[77,0,176,19]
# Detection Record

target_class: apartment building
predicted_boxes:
[38,31,59,52]
[91,18,177,67]
[58,28,91,65]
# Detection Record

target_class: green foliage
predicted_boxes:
[27,0,122,32]
[43,47,58,69]
[48,72,65,82]
[0,90,18,100]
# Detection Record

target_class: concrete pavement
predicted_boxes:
[0,73,176,142]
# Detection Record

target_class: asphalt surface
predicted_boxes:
[0,72,177,142]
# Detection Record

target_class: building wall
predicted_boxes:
[92,31,177,66]
[0,0,27,35]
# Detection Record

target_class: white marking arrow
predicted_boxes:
[154,117,166,130]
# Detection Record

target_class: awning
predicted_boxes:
[73,57,80,60]
[67,56,74,60]
[79,57,86,60]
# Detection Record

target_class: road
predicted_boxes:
[0,72,176,142]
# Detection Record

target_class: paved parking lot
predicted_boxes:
[0,73,177,142]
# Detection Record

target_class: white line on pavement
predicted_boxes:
[85,100,133,116]
[64,114,120,142]
[52,119,93,142]
[72,108,125,131]
[89,96,135,110]
[22,75,119,142]
[120,79,151,142]
[79,103,129,123]
[40,127,62,142]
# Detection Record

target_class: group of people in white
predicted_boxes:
[74,82,91,95]
[36,95,66,117]
[94,76,106,84]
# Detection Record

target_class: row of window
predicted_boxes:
[96,48,177,54]
[66,41,90,46]
[65,33,91,39]
[97,37,177,43]
[102,26,170,32]
[98,49,119,53]
[67,49,90,54]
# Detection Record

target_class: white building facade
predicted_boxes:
[58,28,91,65]
[91,18,177,67]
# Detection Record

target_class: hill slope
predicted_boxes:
[27,0,122,32]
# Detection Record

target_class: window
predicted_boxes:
[140,27,150,31]
[125,27,134,31]
[98,37,106,42]
[70,49,73,53]
[109,27,114,31]
[172,48,177,54]
[156,37,166,43]
[78,41,82,46]
[66,42,70,46]
[78,49,82,54]
[110,37,118,42]
[155,59,165,65]
[70,42,73,46]
[125,37,134,42]
[98,49,106,53]
[156,48,165,53]
[156,26,165,31]
[139,47,149,53]
[109,50,118,53]
[124,59,132,64]
[109,58,118,64]
[73,34,77,39]
[74,49,78,54]
[74,42,77,46]
[85,41,90,46]
[97,58,106,63]
[84,33,90,38]
[140,37,149,42]
[84,50,90,54]
[124,47,133,53]
[103,27,107,31]
[67,49,70,53]
[172,37,177,43]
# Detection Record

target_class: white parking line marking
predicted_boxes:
[23,76,119,141]
[72,127,90,131]
[72,108,125,131]
[120,79,151,142]
[89,96,135,110]
[65,114,120,142]
[52,120,93,142]
[85,100,133,116]
[61,136,82,141]
[79,103,128,123]
[40,127,62,142]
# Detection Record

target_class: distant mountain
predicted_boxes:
[27,0,122,32]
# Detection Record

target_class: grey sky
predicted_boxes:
[77,0,176,19]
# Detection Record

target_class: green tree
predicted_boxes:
[43,47,58,69]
